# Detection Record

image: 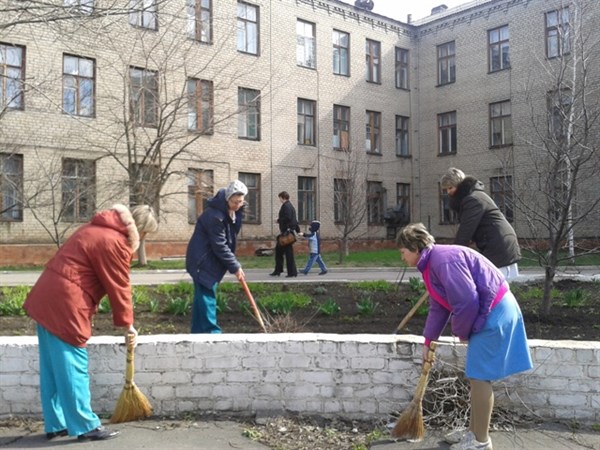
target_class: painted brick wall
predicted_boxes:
[1,334,598,422]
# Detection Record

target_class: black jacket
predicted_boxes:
[451,177,521,268]
[277,200,300,234]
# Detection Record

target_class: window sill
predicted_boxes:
[489,144,513,149]
[366,151,382,156]
[396,154,412,159]
[438,152,457,157]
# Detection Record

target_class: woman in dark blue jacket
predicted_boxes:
[185,180,247,333]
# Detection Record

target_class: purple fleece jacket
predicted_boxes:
[417,244,508,343]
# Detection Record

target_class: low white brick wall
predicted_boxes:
[1,334,598,422]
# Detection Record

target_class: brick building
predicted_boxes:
[1,0,598,264]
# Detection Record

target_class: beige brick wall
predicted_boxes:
[1,0,598,247]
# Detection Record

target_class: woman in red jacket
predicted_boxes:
[24,204,158,442]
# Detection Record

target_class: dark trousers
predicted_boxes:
[274,242,297,276]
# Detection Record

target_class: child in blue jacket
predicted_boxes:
[300,220,328,275]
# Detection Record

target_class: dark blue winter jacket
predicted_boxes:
[185,188,243,289]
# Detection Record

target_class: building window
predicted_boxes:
[546,7,570,58]
[440,183,457,224]
[365,110,381,154]
[187,78,213,133]
[238,88,260,140]
[333,104,350,151]
[62,158,95,223]
[130,67,158,127]
[548,89,572,141]
[238,172,260,223]
[0,43,25,111]
[297,98,316,146]
[187,0,212,43]
[488,25,510,72]
[490,175,514,222]
[395,47,409,89]
[297,176,316,223]
[490,100,512,147]
[63,55,95,117]
[396,183,411,223]
[297,20,315,69]
[438,111,457,155]
[64,0,93,14]
[365,39,381,83]
[332,30,349,76]
[187,169,213,223]
[437,41,455,85]
[367,181,384,225]
[130,163,160,212]
[395,115,409,157]
[333,178,348,223]
[129,0,157,30]
[237,2,258,55]
[0,153,23,221]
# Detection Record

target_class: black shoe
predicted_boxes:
[77,426,119,441]
[269,272,281,276]
[318,270,328,275]
[46,429,68,440]
[286,274,297,278]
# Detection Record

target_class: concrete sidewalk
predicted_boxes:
[1,418,598,449]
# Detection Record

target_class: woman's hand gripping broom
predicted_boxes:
[110,334,153,423]
[391,342,437,440]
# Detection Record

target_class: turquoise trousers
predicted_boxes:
[191,282,221,333]
[36,324,101,436]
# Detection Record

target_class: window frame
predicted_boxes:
[437,41,456,86]
[333,104,350,151]
[333,178,348,223]
[61,158,96,223]
[395,115,410,157]
[129,0,158,30]
[545,7,570,59]
[62,54,95,118]
[367,181,384,225]
[0,153,23,222]
[187,0,212,44]
[237,1,259,55]
[547,88,572,142]
[296,19,316,69]
[438,111,457,155]
[0,42,25,111]
[297,176,316,224]
[238,87,261,140]
[64,0,94,14]
[297,98,316,146]
[365,39,381,84]
[187,78,213,134]
[490,175,514,222]
[489,100,512,148]
[395,47,409,89]
[488,25,510,72]
[365,110,381,155]
[130,163,160,213]
[238,172,261,224]
[129,66,159,128]
[439,183,458,225]
[187,168,214,224]
[396,182,411,223]
[332,29,350,76]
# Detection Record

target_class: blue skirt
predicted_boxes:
[465,291,533,381]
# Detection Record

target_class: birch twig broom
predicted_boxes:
[110,334,152,423]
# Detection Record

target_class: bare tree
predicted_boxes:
[515,0,600,314]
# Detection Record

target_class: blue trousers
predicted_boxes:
[302,253,327,273]
[191,282,221,333]
[36,324,101,436]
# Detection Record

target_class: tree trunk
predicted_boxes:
[137,238,148,267]
[541,264,556,316]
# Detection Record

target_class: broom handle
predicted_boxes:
[395,291,429,333]
[125,333,135,385]
[240,278,268,333]
[415,342,437,402]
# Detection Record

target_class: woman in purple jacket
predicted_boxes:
[397,223,532,450]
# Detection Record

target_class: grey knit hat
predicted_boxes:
[225,180,248,200]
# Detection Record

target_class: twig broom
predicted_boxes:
[391,342,437,440]
[110,334,153,424]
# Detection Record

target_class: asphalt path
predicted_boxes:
[2,266,599,286]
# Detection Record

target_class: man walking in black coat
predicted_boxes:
[270,191,300,277]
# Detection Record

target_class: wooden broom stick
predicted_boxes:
[110,334,153,424]
[394,292,429,334]
[240,278,268,333]
[391,342,437,440]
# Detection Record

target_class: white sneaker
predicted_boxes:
[449,431,493,450]
[444,428,467,444]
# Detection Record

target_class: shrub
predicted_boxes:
[318,298,341,316]
[356,297,379,316]
[164,297,192,316]
[0,286,29,316]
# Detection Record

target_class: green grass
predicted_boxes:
[258,292,312,315]
[352,280,395,292]
[317,298,341,316]
[0,286,29,316]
